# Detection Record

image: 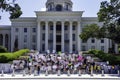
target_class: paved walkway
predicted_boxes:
[0,74,120,79]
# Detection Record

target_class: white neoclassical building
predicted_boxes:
[0,0,111,53]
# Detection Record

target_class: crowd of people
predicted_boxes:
[11,51,120,75]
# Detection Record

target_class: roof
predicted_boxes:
[0,25,11,29]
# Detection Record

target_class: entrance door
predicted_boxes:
[56,45,61,52]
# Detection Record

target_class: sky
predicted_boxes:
[0,0,109,25]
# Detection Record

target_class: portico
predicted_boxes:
[37,19,82,53]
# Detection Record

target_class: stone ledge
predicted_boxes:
[0,74,119,80]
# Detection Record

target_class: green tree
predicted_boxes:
[80,24,106,42]
[97,0,120,53]
[97,0,120,44]
[80,0,120,53]
[0,0,22,19]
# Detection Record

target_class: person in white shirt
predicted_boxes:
[52,64,57,74]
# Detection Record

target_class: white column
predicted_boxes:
[69,22,73,53]
[115,43,119,54]
[105,38,109,53]
[96,39,100,50]
[45,21,48,51]
[53,21,56,51]
[61,21,64,52]
[77,21,81,52]
[37,21,41,51]
[3,34,5,47]
[11,27,14,51]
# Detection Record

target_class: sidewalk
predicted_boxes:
[0,74,119,79]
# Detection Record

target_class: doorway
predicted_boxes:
[56,45,61,52]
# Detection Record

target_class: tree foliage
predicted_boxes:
[80,24,106,41]
[0,0,22,19]
[97,0,120,44]
[80,0,120,44]
[98,0,120,25]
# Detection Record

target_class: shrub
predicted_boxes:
[0,49,29,63]
[19,56,29,60]
[0,46,7,53]
[119,48,120,53]
[88,49,120,65]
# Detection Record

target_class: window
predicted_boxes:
[42,44,45,51]
[5,34,9,49]
[65,45,69,52]
[32,35,36,43]
[73,44,76,51]
[91,38,95,43]
[49,5,52,11]
[65,33,68,40]
[66,5,69,10]
[0,34,3,45]
[56,5,62,11]
[24,28,27,33]
[23,44,27,49]
[32,28,36,32]
[82,46,86,51]
[32,45,36,50]
[15,28,19,32]
[50,25,53,30]
[56,35,61,42]
[56,25,61,31]
[101,46,104,51]
[72,26,76,30]
[72,34,75,41]
[91,46,95,49]
[42,25,45,30]
[101,39,104,43]
[24,35,27,43]
[82,40,87,43]
[64,26,68,30]
[49,33,53,40]
[42,33,45,40]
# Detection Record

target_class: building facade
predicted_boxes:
[0,0,110,53]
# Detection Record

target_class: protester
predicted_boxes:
[11,51,120,75]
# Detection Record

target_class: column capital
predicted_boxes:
[69,21,73,26]
[37,22,40,26]
[53,21,56,24]
[53,20,57,22]
[2,34,5,37]
[77,21,81,24]
[61,21,64,26]
[61,21,65,23]
[45,21,49,24]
